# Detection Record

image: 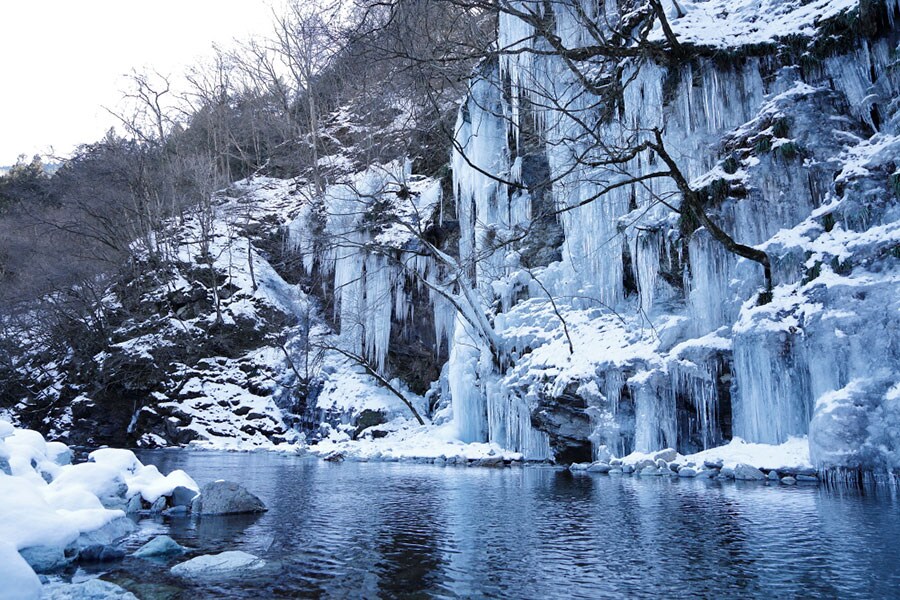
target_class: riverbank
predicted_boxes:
[0,420,200,599]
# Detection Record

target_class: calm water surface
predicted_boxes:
[96,450,900,599]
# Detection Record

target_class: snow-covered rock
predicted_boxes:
[0,542,41,600]
[41,579,137,600]
[0,420,202,588]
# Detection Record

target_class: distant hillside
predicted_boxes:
[0,161,60,176]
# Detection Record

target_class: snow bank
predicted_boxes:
[678,436,811,470]
[312,420,524,463]
[0,420,198,585]
[0,542,41,600]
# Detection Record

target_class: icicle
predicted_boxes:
[631,229,662,317]
[631,374,676,453]
[448,315,488,443]
[671,358,722,451]
[732,332,813,444]
[361,254,395,374]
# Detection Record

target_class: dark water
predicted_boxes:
[98,451,900,599]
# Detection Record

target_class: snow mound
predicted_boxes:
[312,420,524,463]
[680,436,811,470]
[0,420,198,586]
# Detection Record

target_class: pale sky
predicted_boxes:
[0,1,277,166]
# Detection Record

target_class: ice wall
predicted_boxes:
[288,162,445,377]
[447,0,900,468]
[449,60,550,459]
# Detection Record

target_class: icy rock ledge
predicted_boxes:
[569,438,818,485]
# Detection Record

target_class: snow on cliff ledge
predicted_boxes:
[657,0,863,48]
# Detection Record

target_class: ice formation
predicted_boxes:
[274,0,900,473]
[435,0,900,469]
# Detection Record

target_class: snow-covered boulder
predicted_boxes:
[0,419,201,591]
[0,542,41,600]
[41,579,137,600]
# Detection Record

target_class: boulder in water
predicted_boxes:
[634,459,655,471]
[134,535,186,558]
[171,485,198,507]
[170,550,266,578]
[473,455,504,467]
[125,494,142,514]
[77,544,125,563]
[734,464,766,480]
[195,480,267,515]
[41,579,137,599]
[322,451,344,462]
[149,496,166,513]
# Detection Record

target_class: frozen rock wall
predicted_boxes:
[443,0,900,470]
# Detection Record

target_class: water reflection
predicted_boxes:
[119,451,900,599]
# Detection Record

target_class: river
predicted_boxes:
[85,450,900,598]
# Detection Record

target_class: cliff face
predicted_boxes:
[440,0,900,471]
[6,1,899,474]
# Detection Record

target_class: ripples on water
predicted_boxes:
[102,451,900,599]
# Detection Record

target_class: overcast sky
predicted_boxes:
[0,1,276,166]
